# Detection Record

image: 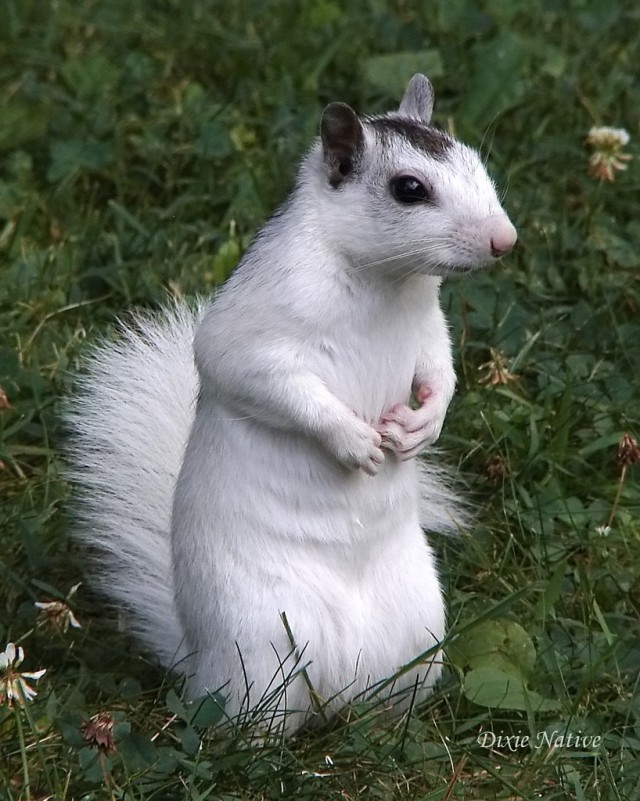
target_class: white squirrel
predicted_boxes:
[66,75,516,733]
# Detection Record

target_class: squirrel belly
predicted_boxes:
[174,402,448,727]
[171,266,453,727]
[65,74,516,733]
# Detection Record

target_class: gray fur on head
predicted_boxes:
[398,74,434,123]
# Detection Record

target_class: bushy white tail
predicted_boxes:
[64,301,204,668]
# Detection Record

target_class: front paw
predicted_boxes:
[325,417,385,476]
[376,398,447,461]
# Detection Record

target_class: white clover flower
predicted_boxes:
[35,583,82,633]
[478,349,518,387]
[586,126,632,182]
[0,642,47,707]
[81,711,117,752]
[587,126,630,149]
[35,600,81,632]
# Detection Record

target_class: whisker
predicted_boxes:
[479,108,504,163]
[347,243,453,272]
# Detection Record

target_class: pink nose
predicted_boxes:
[488,216,518,258]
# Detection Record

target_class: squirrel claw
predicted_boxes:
[377,392,446,458]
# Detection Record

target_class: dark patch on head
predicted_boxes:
[369,116,453,160]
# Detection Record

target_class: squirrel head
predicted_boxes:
[307,74,517,277]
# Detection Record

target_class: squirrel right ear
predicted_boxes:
[320,102,364,186]
[398,74,434,124]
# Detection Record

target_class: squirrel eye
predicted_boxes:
[390,175,432,205]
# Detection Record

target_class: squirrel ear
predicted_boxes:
[398,74,434,123]
[320,102,364,186]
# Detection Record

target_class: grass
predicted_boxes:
[1,0,639,798]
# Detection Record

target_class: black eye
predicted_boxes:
[390,175,432,205]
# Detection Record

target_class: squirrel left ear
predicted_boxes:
[320,102,364,186]
[398,74,434,124]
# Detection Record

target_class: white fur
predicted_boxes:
[65,303,202,669]
[65,75,516,734]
